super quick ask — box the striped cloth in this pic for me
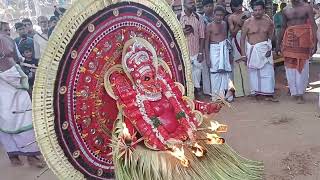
[179,11,205,57]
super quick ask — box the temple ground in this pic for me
[1,62,319,180]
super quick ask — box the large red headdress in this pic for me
[122,38,158,82]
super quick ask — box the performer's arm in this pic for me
[240,20,249,61]
[194,100,222,114]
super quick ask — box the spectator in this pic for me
[22,18,35,38]
[49,16,58,29]
[273,3,286,48]
[179,0,205,98]
[0,21,45,168]
[20,43,38,96]
[273,3,278,16]
[202,0,215,96]
[33,16,49,60]
[14,22,34,57]
[48,7,67,37]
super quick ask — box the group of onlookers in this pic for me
[177,0,317,104]
[0,7,65,167]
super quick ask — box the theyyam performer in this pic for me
[32,0,263,179]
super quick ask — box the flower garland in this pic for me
[112,70,199,149]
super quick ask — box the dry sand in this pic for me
[1,63,319,180]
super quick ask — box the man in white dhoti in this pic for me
[240,1,278,102]
[0,22,45,167]
[34,16,49,61]
[179,0,205,98]
[205,5,234,102]
[228,0,251,97]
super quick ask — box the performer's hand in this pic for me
[265,50,271,58]
[206,103,222,114]
[197,53,204,62]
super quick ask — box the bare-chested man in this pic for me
[0,22,45,167]
[277,0,317,104]
[240,0,278,102]
[228,0,251,98]
[205,5,234,102]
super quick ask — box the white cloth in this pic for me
[285,60,309,96]
[209,40,232,73]
[0,130,40,156]
[248,63,275,95]
[191,54,202,88]
[33,32,48,60]
[246,40,273,69]
[246,40,275,95]
[0,65,33,133]
[209,40,233,100]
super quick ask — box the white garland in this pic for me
[135,91,167,146]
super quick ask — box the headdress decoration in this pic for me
[122,37,158,82]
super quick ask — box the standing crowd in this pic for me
[179,0,317,104]
[0,7,65,167]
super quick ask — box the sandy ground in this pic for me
[1,63,319,180]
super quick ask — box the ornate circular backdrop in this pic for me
[32,0,193,179]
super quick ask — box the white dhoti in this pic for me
[210,40,233,101]
[232,31,250,97]
[191,54,202,89]
[0,65,40,156]
[285,60,309,96]
[247,40,275,95]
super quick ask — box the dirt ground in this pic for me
[1,62,319,180]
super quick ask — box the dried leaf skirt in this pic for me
[113,143,263,180]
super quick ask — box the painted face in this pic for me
[203,3,214,15]
[139,69,159,92]
[214,10,225,23]
[252,5,265,19]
